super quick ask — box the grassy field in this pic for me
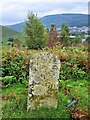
[1,79,88,119]
[1,44,89,119]
[0,25,24,43]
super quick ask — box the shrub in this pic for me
[1,76,16,88]
[2,45,89,84]
[2,48,29,83]
[60,62,89,80]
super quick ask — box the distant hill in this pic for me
[0,25,23,43]
[40,13,88,28]
[7,22,25,32]
[6,13,88,32]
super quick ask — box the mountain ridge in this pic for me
[6,13,88,32]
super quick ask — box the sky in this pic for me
[0,0,89,25]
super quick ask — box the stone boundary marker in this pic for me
[27,52,61,111]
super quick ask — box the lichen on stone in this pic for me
[32,85,48,96]
[27,52,61,111]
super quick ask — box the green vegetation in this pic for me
[24,12,47,49]
[2,45,89,83]
[1,19,87,48]
[1,12,89,119]
[2,50,27,84]
[1,43,89,119]
[2,79,88,118]
[0,25,24,44]
[60,23,70,41]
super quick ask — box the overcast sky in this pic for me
[0,0,89,25]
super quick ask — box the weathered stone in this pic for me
[27,52,61,111]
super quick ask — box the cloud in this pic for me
[1,1,88,25]
[1,0,89,3]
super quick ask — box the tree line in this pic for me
[8,12,85,49]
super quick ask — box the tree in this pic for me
[24,12,46,49]
[7,38,14,47]
[60,23,70,43]
[48,24,58,47]
[8,38,14,42]
[13,38,21,48]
